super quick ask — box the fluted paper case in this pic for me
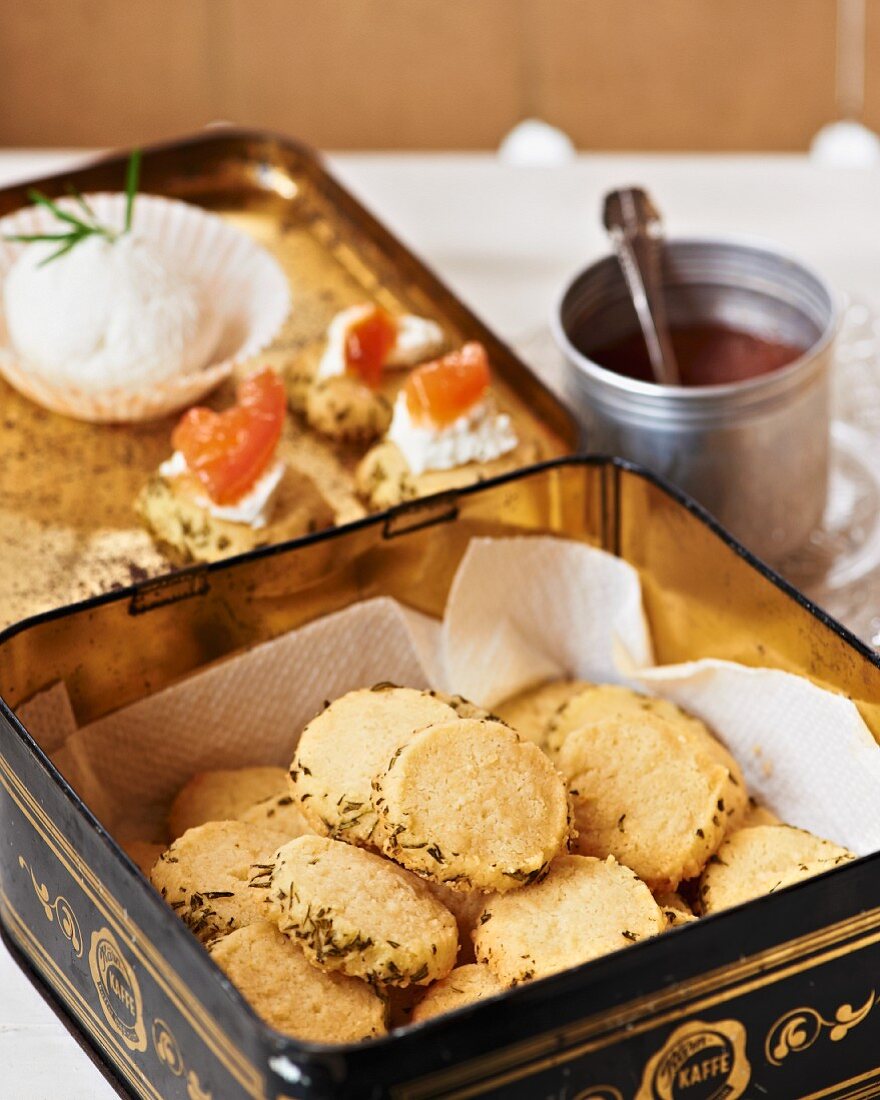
[2,457,880,1100]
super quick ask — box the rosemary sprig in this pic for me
[3,148,142,266]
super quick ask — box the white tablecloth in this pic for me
[3,148,880,1098]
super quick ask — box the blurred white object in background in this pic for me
[811,120,880,166]
[811,0,880,165]
[498,119,576,166]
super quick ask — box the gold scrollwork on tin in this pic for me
[573,1087,624,1100]
[151,1017,213,1100]
[765,991,876,1066]
[18,855,83,958]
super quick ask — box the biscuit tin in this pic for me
[3,456,880,1099]
[0,130,576,628]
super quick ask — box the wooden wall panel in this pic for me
[0,0,216,146]
[0,0,845,151]
[220,0,523,149]
[524,0,839,151]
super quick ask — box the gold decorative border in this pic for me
[152,1018,213,1100]
[1,886,163,1100]
[765,993,875,1066]
[0,749,265,1098]
[395,913,880,1099]
[18,855,83,957]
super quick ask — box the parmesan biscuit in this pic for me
[266,836,458,986]
[653,890,698,928]
[411,965,505,1023]
[425,881,487,962]
[355,441,418,511]
[151,821,288,943]
[210,922,386,1043]
[123,839,165,877]
[554,713,730,891]
[169,767,288,840]
[306,376,392,444]
[698,825,855,915]
[374,719,572,892]
[546,684,748,828]
[290,686,458,845]
[283,347,320,414]
[495,679,593,746]
[738,800,781,830]
[474,855,664,985]
[429,691,493,720]
[239,792,313,840]
[136,464,334,566]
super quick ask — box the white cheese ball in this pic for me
[3,233,221,394]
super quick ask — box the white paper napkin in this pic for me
[443,537,653,706]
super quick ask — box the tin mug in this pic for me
[551,238,838,562]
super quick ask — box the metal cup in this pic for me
[551,238,839,562]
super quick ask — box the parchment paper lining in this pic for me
[19,537,880,855]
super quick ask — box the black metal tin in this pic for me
[3,457,880,1100]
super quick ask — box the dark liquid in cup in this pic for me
[581,323,805,387]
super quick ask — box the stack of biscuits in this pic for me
[143,682,854,1044]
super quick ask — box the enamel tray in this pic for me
[0,130,577,628]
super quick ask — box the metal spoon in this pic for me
[603,187,681,386]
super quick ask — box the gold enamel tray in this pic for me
[0,130,577,628]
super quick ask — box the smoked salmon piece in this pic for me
[172,368,286,504]
[404,343,491,428]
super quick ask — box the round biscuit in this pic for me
[411,964,505,1024]
[653,889,698,928]
[306,375,392,444]
[554,712,730,891]
[495,679,593,746]
[429,691,494,720]
[355,441,417,511]
[698,824,855,914]
[266,835,458,986]
[151,820,288,943]
[474,855,664,984]
[546,685,748,828]
[374,718,572,892]
[210,922,386,1043]
[290,686,458,845]
[737,800,781,830]
[168,767,287,840]
[238,792,313,839]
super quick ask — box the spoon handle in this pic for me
[603,188,681,386]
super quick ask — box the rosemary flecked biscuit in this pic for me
[355,441,418,511]
[411,964,505,1023]
[554,712,730,891]
[494,679,593,746]
[653,890,698,928]
[168,767,289,840]
[698,824,855,915]
[546,684,748,829]
[738,799,781,830]
[290,686,458,845]
[210,922,387,1043]
[373,718,572,892]
[264,836,458,986]
[429,691,494,720]
[474,855,664,985]
[306,376,393,444]
[151,820,288,943]
[238,792,313,839]
[136,464,335,566]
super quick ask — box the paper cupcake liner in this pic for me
[0,193,291,422]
